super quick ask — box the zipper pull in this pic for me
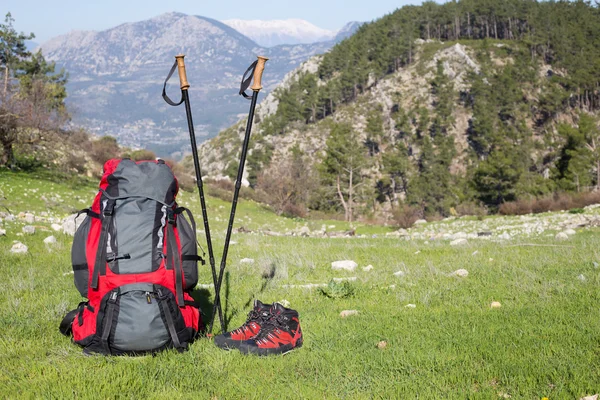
[146,292,152,304]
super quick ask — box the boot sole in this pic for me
[214,336,245,350]
[239,338,303,356]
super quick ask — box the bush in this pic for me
[392,204,422,229]
[164,159,195,192]
[499,191,600,215]
[128,149,156,161]
[90,136,120,165]
[455,201,488,217]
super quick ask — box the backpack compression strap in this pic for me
[101,290,119,355]
[91,199,116,289]
[174,207,206,265]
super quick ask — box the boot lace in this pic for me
[253,314,287,344]
[231,309,265,335]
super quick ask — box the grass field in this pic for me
[1,171,599,399]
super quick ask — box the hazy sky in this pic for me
[2,0,439,44]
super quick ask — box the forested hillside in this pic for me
[199,0,600,222]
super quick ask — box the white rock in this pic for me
[450,269,469,277]
[577,274,586,282]
[298,226,310,236]
[563,228,577,236]
[22,225,35,235]
[333,277,357,282]
[388,285,396,289]
[555,232,569,241]
[240,258,254,264]
[452,232,468,240]
[450,238,468,246]
[10,242,28,254]
[24,213,35,224]
[277,300,291,308]
[62,213,87,236]
[405,304,416,308]
[498,232,511,240]
[5,214,15,222]
[282,283,327,289]
[0,228,5,236]
[414,250,421,254]
[491,301,502,308]
[393,270,406,277]
[331,260,357,271]
[471,250,479,256]
[362,265,374,272]
[196,283,215,289]
[51,223,62,232]
[414,219,427,225]
[580,395,598,400]
[340,310,359,318]
[44,235,57,244]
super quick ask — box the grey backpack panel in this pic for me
[178,212,199,291]
[110,159,177,204]
[111,198,167,274]
[111,283,170,352]
[72,215,91,297]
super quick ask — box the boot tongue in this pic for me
[272,302,286,314]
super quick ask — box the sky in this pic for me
[2,0,436,44]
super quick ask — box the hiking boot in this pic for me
[213,300,271,350]
[239,302,303,356]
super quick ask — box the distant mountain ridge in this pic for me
[222,19,335,47]
[39,12,361,157]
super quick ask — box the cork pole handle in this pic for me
[175,54,190,91]
[250,56,269,92]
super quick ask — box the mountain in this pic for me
[222,19,335,47]
[39,12,360,157]
[198,0,600,221]
[334,21,364,41]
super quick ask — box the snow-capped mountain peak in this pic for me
[222,18,335,47]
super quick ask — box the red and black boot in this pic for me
[239,302,303,356]
[213,300,271,350]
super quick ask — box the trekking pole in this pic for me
[162,54,225,332]
[209,56,269,334]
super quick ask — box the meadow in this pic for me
[1,171,599,399]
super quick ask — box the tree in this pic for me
[320,123,367,222]
[553,113,600,191]
[0,13,34,97]
[0,13,69,168]
[257,146,315,217]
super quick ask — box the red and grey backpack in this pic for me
[60,158,204,355]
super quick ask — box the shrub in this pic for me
[392,204,422,229]
[455,201,488,217]
[128,149,156,161]
[499,191,600,215]
[90,136,120,165]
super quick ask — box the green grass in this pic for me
[1,171,600,398]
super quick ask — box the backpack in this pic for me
[59,158,204,355]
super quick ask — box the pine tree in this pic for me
[320,122,367,222]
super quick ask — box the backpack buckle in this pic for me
[167,208,176,225]
[103,200,115,217]
[108,291,118,304]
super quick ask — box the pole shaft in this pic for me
[209,90,259,333]
[182,90,225,332]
